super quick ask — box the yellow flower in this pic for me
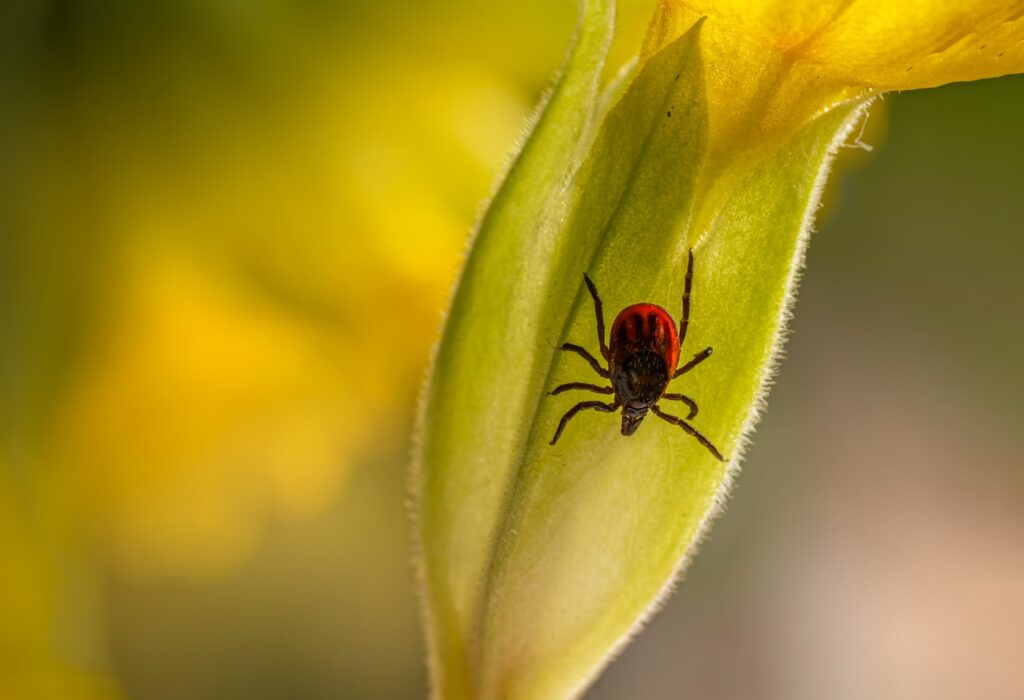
[659,0,1023,89]
[641,0,1023,231]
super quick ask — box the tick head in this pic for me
[621,404,648,436]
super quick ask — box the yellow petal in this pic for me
[665,0,1024,90]
[640,0,1022,238]
[49,241,366,579]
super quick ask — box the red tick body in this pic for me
[549,249,725,461]
[609,303,681,376]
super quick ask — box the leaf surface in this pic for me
[416,1,885,697]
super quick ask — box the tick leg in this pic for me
[661,393,698,419]
[559,342,610,378]
[651,405,725,461]
[673,346,712,379]
[550,400,619,445]
[550,382,613,396]
[583,273,610,360]
[679,249,694,348]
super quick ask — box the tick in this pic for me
[549,249,725,461]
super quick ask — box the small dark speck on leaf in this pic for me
[674,73,680,81]
[667,110,672,117]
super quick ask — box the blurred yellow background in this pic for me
[1,1,1021,698]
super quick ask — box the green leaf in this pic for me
[414,0,616,695]
[413,2,871,697]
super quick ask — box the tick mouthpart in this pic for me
[621,405,648,436]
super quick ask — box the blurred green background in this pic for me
[1,1,1021,698]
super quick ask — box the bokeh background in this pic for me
[1,1,1021,698]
